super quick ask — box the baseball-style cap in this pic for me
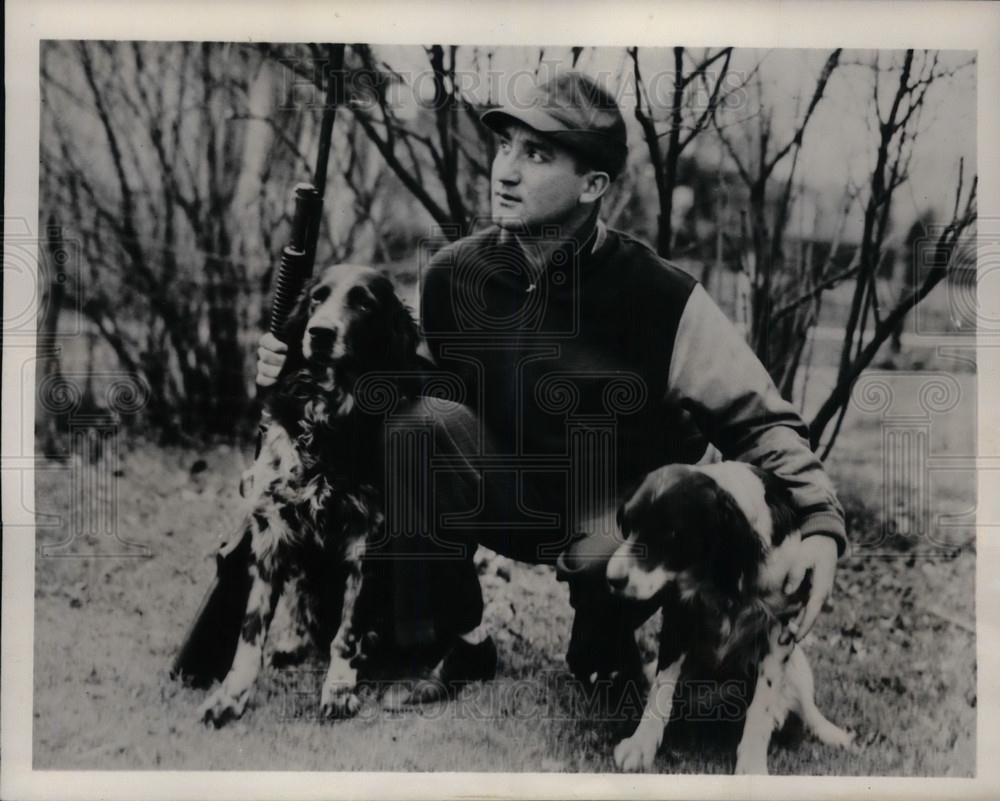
[480,72,628,179]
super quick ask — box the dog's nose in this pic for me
[308,325,338,346]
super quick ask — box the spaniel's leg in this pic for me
[320,536,366,718]
[786,646,854,748]
[734,649,785,775]
[269,572,314,667]
[201,422,301,726]
[735,628,803,775]
[199,514,286,726]
[613,654,685,772]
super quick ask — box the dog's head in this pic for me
[284,264,419,377]
[607,463,790,603]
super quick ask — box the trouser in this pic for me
[363,397,660,678]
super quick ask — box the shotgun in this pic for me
[171,45,345,687]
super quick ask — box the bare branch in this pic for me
[764,49,842,174]
[230,114,315,173]
[811,165,976,450]
[680,47,733,90]
[678,48,733,151]
[711,95,754,186]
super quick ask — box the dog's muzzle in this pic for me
[306,325,339,362]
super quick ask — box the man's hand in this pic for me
[783,534,838,641]
[256,332,287,388]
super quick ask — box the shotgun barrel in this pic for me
[269,183,322,341]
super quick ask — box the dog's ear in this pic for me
[278,276,318,373]
[761,473,798,546]
[708,484,766,598]
[368,273,419,366]
[390,303,420,366]
[716,596,775,671]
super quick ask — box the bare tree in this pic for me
[628,46,735,259]
[809,50,978,455]
[262,44,493,239]
[40,41,302,439]
[767,185,859,399]
[712,50,843,377]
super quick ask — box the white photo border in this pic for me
[4,1,999,799]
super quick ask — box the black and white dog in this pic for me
[199,264,422,726]
[607,462,854,774]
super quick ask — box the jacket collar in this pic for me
[495,208,606,279]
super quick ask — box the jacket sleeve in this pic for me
[665,284,848,555]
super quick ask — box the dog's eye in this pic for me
[347,286,376,311]
[310,285,331,305]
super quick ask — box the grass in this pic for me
[31,374,976,775]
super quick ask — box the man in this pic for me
[257,72,845,705]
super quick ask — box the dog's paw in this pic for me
[824,726,856,750]
[734,756,769,776]
[320,684,361,719]
[613,730,660,772]
[734,738,770,775]
[198,686,250,728]
[320,658,361,719]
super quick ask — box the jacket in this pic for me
[420,221,847,555]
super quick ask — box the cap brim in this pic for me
[480,106,627,178]
[480,106,570,136]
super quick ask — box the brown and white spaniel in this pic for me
[199,264,422,726]
[607,462,854,774]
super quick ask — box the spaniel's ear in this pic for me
[369,272,420,367]
[761,474,798,546]
[390,302,420,366]
[278,276,318,373]
[710,485,765,598]
[717,596,774,672]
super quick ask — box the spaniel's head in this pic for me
[284,264,418,379]
[607,463,792,603]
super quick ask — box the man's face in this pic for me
[491,122,591,232]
